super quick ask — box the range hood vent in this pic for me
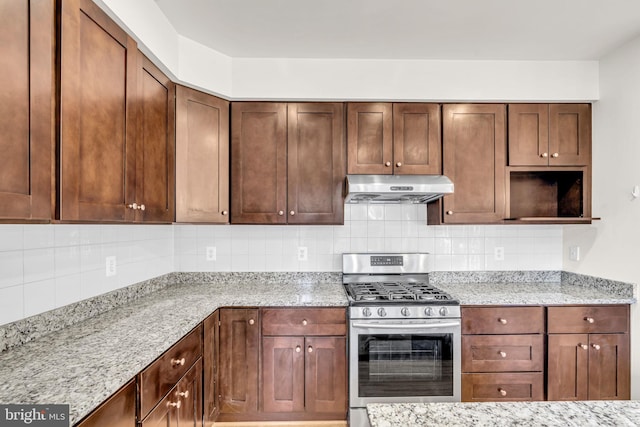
[345,175,454,204]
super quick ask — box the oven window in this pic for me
[358,333,453,397]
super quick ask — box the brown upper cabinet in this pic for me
[508,104,591,166]
[434,104,506,224]
[231,102,345,225]
[347,103,441,175]
[175,86,229,223]
[0,0,55,221]
[59,0,175,222]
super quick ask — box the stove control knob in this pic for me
[401,307,411,317]
[377,308,387,317]
[424,307,434,317]
[362,307,372,317]
[439,307,449,317]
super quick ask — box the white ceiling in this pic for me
[154,0,640,60]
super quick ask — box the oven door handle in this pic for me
[351,322,460,329]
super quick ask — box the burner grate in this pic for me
[346,281,455,303]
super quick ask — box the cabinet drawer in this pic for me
[547,305,629,334]
[462,306,544,334]
[139,324,203,418]
[262,308,346,336]
[462,335,543,373]
[462,373,544,402]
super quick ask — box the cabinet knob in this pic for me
[498,388,507,397]
[171,357,186,367]
[221,210,228,216]
[248,318,255,325]
[585,317,595,324]
[290,210,295,216]
[446,211,453,215]
[498,318,508,325]
[167,401,181,409]
[278,210,284,216]
[308,346,314,353]
[540,152,548,158]
[127,203,138,210]
[579,344,588,350]
[396,162,402,167]
[499,351,507,358]
[385,161,391,167]
[295,345,301,353]
[178,390,189,398]
[551,152,559,158]
[302,319,308,326]
[592,344,601,350]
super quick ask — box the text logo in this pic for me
[1,405,69,426]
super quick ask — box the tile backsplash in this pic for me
[0,205,562,325]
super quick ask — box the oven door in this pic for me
[349,318,461,408]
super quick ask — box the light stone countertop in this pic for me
[367,401,640,427]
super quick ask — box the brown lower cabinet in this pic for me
[75,380,136,427]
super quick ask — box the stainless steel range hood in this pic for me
[345,174,454,204]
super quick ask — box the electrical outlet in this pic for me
[297,246,308,261]
[206,246,216,261]
[494,247,504,261]
[105,256,117,277]
[569,246,580,261]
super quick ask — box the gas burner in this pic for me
[345,281,456,304]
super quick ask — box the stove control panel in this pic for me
[351,305,461,319]
[370,255,404,266]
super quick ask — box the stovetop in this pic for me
[345,281,457,304]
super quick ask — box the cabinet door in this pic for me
[136,52,175,223]
[288,103,345,224]
[262,336,305,412]
[0,0,54,220]
[442,104,506,223]
[393,103,441,174]
[176,359,203,427]
[547,334,589,401]
[231,103,287,224]
[203,311,219,423]
[218,308,260,414]
[59,0,137,221]
[76,380,136,427]
[305,336,347,414]
[347,103,393,174]
[588,334,630,400]
[176,86,229,223]
[508,104,549,166]
[549,104,591,166]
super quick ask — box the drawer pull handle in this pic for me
[385,161,391,167]
[308,346,314,353]
[396,162,402,167]
[585,317,595,324]
[167,401,181,409]
[171,357,186,367]
[295,345,301,353]
[592,344,601,350]
[446,210,453,215]
[551,152,559,158]
[499,351,507,358]
[178,390,189,398]
[498,318,508,324]
[579,344,588,350]
[498,388,507,397]
[249,319,255,325]
[540,152,548,158]
[302,319,308,326]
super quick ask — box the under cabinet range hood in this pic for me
[345,174,454,204]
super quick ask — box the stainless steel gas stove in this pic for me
[343,253,461,427]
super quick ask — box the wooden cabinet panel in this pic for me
[462,306,544,335]
[347,103,393,174]
[60,0,137,221]
[218,308,260,414]
[393,103,441,174]
[176,86,229,223]
[441,104,506,223]
[203,310,220,423]
[547,305,629,334]
[305,336,347,414]
[588,333,630,400]
[0,0,54,220]
[462,335,543,373]
[231,103,287,224]
[262,308,346,336]
[547,334,589,400]
[549,104,591,166]
[287,103,345,224]
[508,104,549,166]
[262,336,305,413]
[139,325,203,419]
[176,358,203,427]
[136,52,175,223]
[76,380,135,427]
[462,373,543,402]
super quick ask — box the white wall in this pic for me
[0,225,174,326]
[563,34,640,399]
